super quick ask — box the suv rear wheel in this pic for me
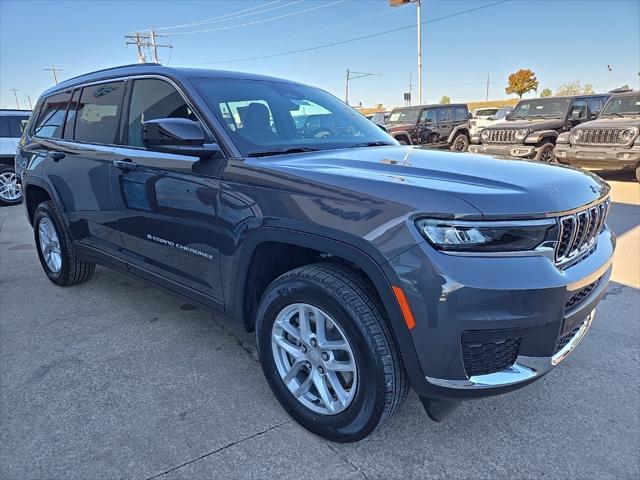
[0,165,22,205]
[450,133,469,152]
[33,201,95,286]
[255,262,407,442]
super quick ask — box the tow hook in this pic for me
[420,397,462,422]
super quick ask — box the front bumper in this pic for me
[469,143,537,158]
[554,143,640,169]
[384,227,615,401]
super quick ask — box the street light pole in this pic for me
[345,69,380,105]
[416,0,422,105]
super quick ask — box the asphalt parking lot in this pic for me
[1,170,639,480]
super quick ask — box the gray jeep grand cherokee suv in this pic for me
[16,65,614,442]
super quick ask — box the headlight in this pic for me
[415,218,553,252]
[620,128,637,143]
[571,129,583,142]
[481,130,490,141]
[515,129,529,141]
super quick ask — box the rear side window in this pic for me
[437,108,452,122]
[4,116,30,138]
[75,82,125,145]
[454,107,468,121]
[33,92,71,139]
[126,78,197,147]
[0,118,9,138]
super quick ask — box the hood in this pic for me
[256,146,609,219]
[574,116,640,129]
[488,118,564,131]
[385,123,415,133]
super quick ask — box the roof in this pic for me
[41,64,305,98]
[392,103,468,110]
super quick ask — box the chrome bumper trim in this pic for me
[426,311,594,390]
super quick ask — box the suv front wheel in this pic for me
[535,142,556,163]
[33,201,95,286]
[450,133,469,152]
[255,262,407,442]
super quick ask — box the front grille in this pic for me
[565,278,600,311]
[554,320,586,355]
[484,129,517,144]
[577,128,628,145]
[462,338,521,377]
[555,200,609,264]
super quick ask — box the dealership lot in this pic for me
[1,171,638,480]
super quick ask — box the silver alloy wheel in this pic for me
[271,303,358,415]
[0,171,21,201]
[38,217,62,273]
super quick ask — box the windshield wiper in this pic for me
[347,141,396,148]
[247,147,320,157]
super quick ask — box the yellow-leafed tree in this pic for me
[505,69,539,98]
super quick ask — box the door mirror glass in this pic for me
[142,118,220,158]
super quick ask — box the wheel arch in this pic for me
[23,179,58,225]
[447,125,471,144]
[230,227,418,360]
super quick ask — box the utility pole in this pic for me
[345,69,379,105]
[486,73,490,102]
[149,28,172,63]
[125,32,148,63]
[416,0,422,105]
[125,29,172,64]
[10,88,20,109]
[408,73,412,106]
[25,95,33,110]
[43,64,62,84]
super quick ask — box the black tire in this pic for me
[449,133,469,152]
[0,165,22,205]
[395,136,410,145]
[33,200,95,286]
[534,142,556,163]
[255,262,408,442]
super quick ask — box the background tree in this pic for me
[555,81,594,96]
[439,95,450,104]
[505,69,538,98]
[540,88,552,97]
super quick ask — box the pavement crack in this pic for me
[326,443,369,480]
[144,420,291,479]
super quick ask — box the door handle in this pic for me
[50,151,65,161]
[113,159,137,171]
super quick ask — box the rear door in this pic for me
[111,77,225,304]
[436,107,453,141]
[39,82,126,261]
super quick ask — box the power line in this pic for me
[203,0,509,64]
[170,0,345,35]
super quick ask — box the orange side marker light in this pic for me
[392,286,416,330]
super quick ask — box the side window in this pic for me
[127,78,197,147]
[63,89,80,140]
[454,107,467,122]
[0,118,10,138]
[33,91,71,139]
[5,116,30,138]
[419,109,436,123]
[588,97,605,117]
[75,82,125,145]
[437,108,452,122]
[570,98,588,120]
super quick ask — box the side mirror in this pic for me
[142,118,220,159]
[504,113,511,120]
[487,116,494,121]
[591,111,599,119]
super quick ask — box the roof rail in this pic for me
[59,63,162,84]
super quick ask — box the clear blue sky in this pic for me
[1,0,638,110]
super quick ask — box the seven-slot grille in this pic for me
[577,128,629,145]
[555,200,609,264]
[484,129,518,144]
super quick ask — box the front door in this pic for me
[111,77,225,304]
[436,107,453,142]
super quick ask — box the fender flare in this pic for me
[447,125,470,144]
[229,226,419,360]
[390,130,413,144]
[525,129,558,144]
[22,177,65,225]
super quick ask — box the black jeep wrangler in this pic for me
[386,104,471,152]
[554,91,640,182]
[469,94,610,162]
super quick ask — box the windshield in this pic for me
[475,108,498,118]
[510,98,570,119]
[601,94,640,116]
[191,77,395,156]
[387,107,420,124]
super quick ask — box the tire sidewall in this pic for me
[0,166,22,205]
[256,277,387,441]
[34,202,68,283]
[450,133,469,152]
[535,142,556,163]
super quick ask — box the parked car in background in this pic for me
[366,111,390,126]
[386,103,471,151]
[469,94,610,162]
[555,91,640,182]
[469,106,512,135]
[17,64,614,442]
[0,109,30,205]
